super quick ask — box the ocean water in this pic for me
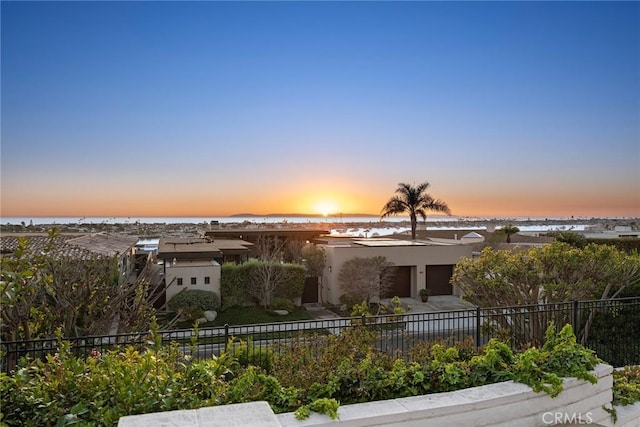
[1,214,593,226]
[3,215,418,226]
[1,215,598,236]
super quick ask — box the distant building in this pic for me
[202,228,328,257]
[156,237,253,302]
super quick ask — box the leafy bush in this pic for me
[275,264,306,300]
[512,323,599,397]
[226,338,274,372]
[0,326,233,426]
[269,297,295,312]
[613,365,640,406]
[0,322,605,425]
[168,289,220,318]
[221,262,306,309]
[220,262,254,309]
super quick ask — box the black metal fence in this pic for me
[2,297,639,373]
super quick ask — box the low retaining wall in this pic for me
[119,364,638,427]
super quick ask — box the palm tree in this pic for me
[381,182,451,240]
[500,224,520,244]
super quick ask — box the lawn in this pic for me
[176,306,314,328]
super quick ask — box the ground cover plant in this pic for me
[612,365,640,406]
[0,322,604,426]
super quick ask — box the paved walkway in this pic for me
[303,295,475,320]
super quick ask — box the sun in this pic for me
[313,200,339,217]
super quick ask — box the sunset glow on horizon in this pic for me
[2,2,638,220]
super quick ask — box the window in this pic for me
[204,276,210,284]
[177,278,183,286]
[191,277,197,285]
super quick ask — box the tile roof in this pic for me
[0,233,136,260]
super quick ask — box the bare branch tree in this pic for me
[338,256,396,307]
[250,236,286,309]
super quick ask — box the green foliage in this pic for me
[275,264,306,300]
[294,398,340,420]
[301,244,326,277]
[587,238,640,254]
[512,323,599,398]
[1,322,604,425]
[225,366,299,413]
[220,261,306,309]
[587,301,640,366]
[168,289,221,319]
[548,231,588,248]
[612,366,640,406]
[0,326,235,426]
[268,297,295,312]
[226,338,274,372]
[220,262,254,309]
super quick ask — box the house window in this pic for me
[191,277,197,285]
[177,278,183,286]
[204,276,210,284]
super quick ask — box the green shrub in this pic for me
[613,366,640,406]
[275,264,306,300]
[226,338,274,372]
[220,262,254,309]
[168,289,221,317]
[0,326,234,426]
[221,262,306,309]
[0,322,605,425]
[269,297,295,312]
[225,366,299,414]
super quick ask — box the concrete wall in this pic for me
[164,260,221,302]
[320,243,472,305]
[119,365,638,427]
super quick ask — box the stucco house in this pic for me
[310,236,473,305]
[157,237,253,302]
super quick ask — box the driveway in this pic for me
[304,296,475,320]
[388,295,475,314]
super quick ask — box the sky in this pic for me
[1,1,639,219]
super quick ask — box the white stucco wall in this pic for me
[320,242,472,305]
[119,364,637,427]
[164,260,221,302]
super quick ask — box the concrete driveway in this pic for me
[304,295,475,320]
[387,295,475,313]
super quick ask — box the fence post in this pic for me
[361,314,366,327]
[224,324,229,349]
[572,300,579,332]
[475,307,481,349]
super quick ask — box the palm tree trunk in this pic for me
[410,213,417,240]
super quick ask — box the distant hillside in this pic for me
[228,213,379,218]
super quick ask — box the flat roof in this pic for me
[157,237,252,259]
[352,239,428,247]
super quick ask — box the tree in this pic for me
[301,243,327,304]
[451,241,640,344]
[250,236,286,309]
[338,256,396,307]
[0,232,157,341]
[380,182,451,240]
[0,237,51,343]
[499,225,520,244]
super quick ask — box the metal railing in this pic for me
[2,297,639,373]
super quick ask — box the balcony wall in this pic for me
[118,364,640,427]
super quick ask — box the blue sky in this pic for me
[2,1,639,218]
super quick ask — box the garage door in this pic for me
[426,265,454,296]
[383,266,411,298]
